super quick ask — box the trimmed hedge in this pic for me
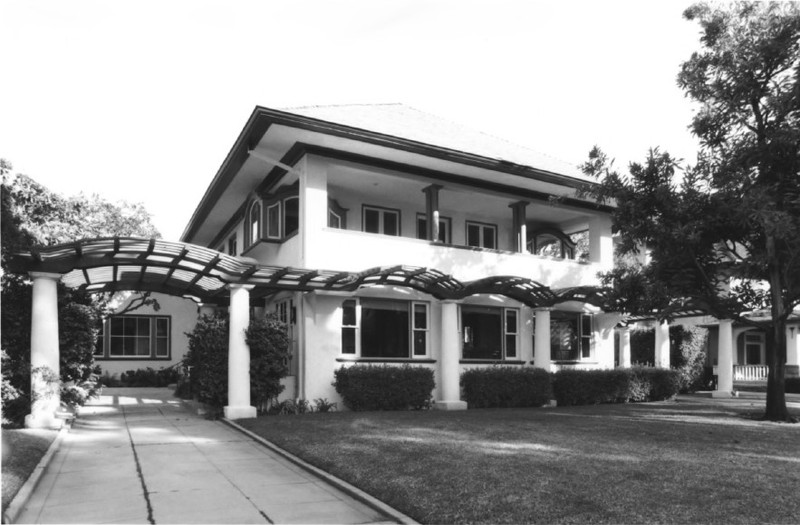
[461,367,552,408]
[333,364,434,411]
[552,367,681,406]
[786,377,800,394]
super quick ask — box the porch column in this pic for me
[588,216,614,271]
[654,320,670,369]
[713,319,734,397]
[510,201,529,253]
[423,184,442,241]
[786,325,799,370]
[224,284,256,420]
[618,325,631,368]
[436,301,466,410]
[533,308,551,370]
[25,272,63,429]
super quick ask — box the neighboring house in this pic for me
[178,104,619,407]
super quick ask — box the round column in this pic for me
[224,284,257,419]
[618,325,631,368]
[654,320,670,369]
[25,272,63,429]
[713,319,734,397]
[533,308,551,370]
[436,301,467,410]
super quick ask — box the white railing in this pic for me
[733,365,769,381]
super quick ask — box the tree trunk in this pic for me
[764,235,790,421]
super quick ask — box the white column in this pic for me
[713,319,734,397]
[654,320,670,368]
[533,308,551,370]
[588,215,614,271]
[25,272,63,429]
[224,284,256,420]
[298,155,329,269]
[618,325,631,368]
[436,301,466,410]
[786,325,799,367]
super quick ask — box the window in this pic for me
[416,213,451,243]
[249,202,261,244]
[340,299,428,358]
[550,312,592,361]
[363,206,400,236]
[743,332,764,365]
[461,305,518,360]
[266,202,281,239]
[528,228,581,260]
[227,235,238,256]
[466,221,497,249]
[283,197,299,237]
[328,199,348,229]
[96,315,171,359]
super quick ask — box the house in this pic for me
[15,104,799,427]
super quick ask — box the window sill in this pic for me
[336,357,436,364]
[547,360,599,365]
[460,359,526,365]
[95,357,173,361]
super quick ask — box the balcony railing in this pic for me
[733,365,768,382]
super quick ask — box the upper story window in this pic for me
[416,213,451,243]
[249,202,261,245]
[94,315,171,360]
[328,199,348,229]
[466,221,497,249]
[461,305,519,360]
[363,205,400,236]
[340,298,429,359]
[528,228,579,260]
[227,235,238,256]
[284,197,299,237]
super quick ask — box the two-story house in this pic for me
[175,104,619,410]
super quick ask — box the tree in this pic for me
[584,2,800,421]
[1,162,162,424]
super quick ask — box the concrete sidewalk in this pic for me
[14,388,397,524]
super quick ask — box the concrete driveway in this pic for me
[15,388,398,524]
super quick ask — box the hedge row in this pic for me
[461,367,551,408]
[552,367,681,406]
[333,364,434,411]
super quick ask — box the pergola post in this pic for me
[713,319,734,397]
[436,301,467,410]
[224,284,256,420]
[25,272,63,429]
[654,320,670,369]
[533,308,551,370]
[618,325,631,368]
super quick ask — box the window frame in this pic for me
[339,298,429,359]
[249,201,262,245]
[547,311,593,362]
[95,315,171,360]
[362,205,401,237]
[227,235,238,256]
[460,305,519,361]
[465,220,498,249]
[416,213,452,243]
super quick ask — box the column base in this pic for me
[711,390,736,398]
[223,405,257,420]
[435,400,468,411]
[24,412,65,429]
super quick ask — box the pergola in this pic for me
[10,237,611,426]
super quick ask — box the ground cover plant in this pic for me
[1,428,57,514]
[238,396,800,524]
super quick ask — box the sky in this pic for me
[1,0,704,241]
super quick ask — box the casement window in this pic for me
[227,235,238,256]
[275,298,296,325]
[528,228,578,259]
[95,315,170,360]
[461,305,518,360]
[340,299,429,358]
[363,205,400,236]
[283,197,299,237]
[549,312,593,361]
[266,202,281,239]
[466,221,497,249]
[249,202,261,245]
[416,213,451,243]
[328,199,348,229]
[260,195,300,242]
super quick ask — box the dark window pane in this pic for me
[110,317,124,335]
[329,210,341,228]
[581,315,592,336]
[414,331,427,356]
[342,300,356,326]
[483,226,496,249]
[438,219,449,243]
[506,310,517,334]
[267,203,280,238]
[136,337,150,356]
[110,338,123,356]
[383,211,398,236]
[467,224,481,247]
[361,301,409,358]
[417,216,427,239]
[461,307,502,359]
[551,315,579,361]
[138,317,150,335]
[342,327,356,354]
[581,337,591,359]
[364,208,380,233]
[156,318,168,337]
[156,338,168,357]
[284,197,299,236]
[506,334,517,358]
[414,304,427,329]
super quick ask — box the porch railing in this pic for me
[733,365,769,382]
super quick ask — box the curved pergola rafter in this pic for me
[8,237,609,308]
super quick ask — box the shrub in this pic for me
[246,314,291,413]
[115,366,181,387]
[460,367,552,408]
[313,398,337,412]
[786,377,800,394]
[552,367,681,406]
[333,364,435,411]
[270,398,312,415]
[184,315,229,407]
[629,324,708,393]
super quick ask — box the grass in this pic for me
[1,428,58,514]
[239,396,800,524]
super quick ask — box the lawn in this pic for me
[239,396,800,524]
[1,428,57,515]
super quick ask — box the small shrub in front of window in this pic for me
[552,367,681,406]
[460,367,552,408]
[333,364,435,411]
